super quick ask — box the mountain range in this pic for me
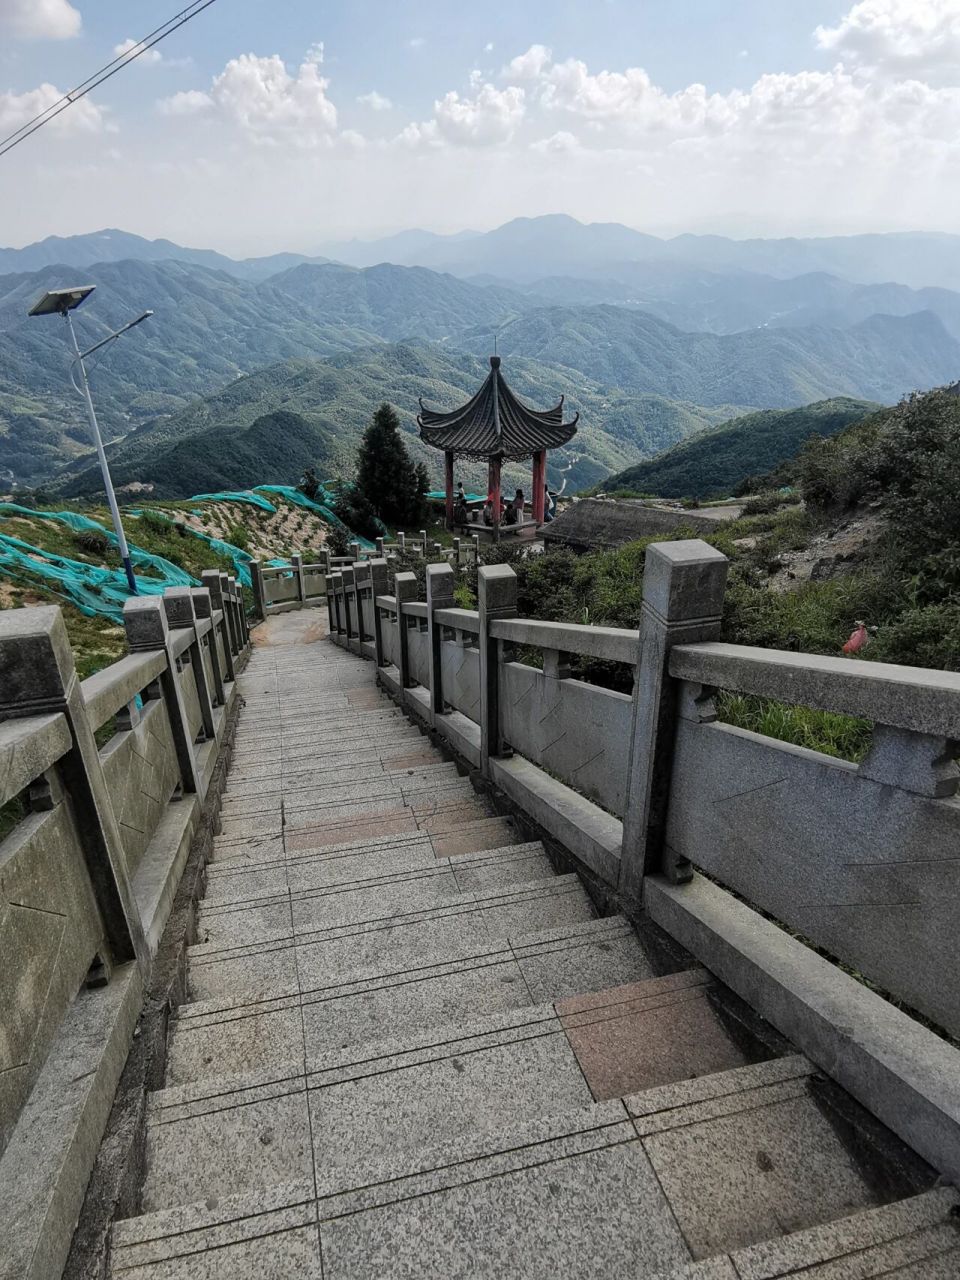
[1,214,959,497]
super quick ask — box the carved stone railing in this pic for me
[0,573,252,1280]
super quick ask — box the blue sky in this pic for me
[1,0,959,253]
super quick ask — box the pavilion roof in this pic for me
[417,356,579,461]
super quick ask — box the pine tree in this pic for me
[354,403,426,527]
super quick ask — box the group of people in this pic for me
[454,482,556,528]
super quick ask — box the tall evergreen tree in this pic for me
[354,403,427,527]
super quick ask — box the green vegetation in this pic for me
[599,399,879,499]
[354,403,429,529]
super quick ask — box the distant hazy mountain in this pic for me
[0,228,331,281]
[315,228,481,270]
[52,343,741,499]
[497,265,960,341]
[320,214,960,292]
[602,399,880,499]
[454,305,960,409]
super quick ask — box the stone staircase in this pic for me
[106,612,959,1278]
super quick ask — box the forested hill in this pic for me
[454,306,960,410]
[52,343,741,499]
[601,399,881,499]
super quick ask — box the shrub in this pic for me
[72,528,109,558]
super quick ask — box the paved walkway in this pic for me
[107,611,958,1279]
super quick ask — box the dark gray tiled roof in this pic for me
[418,356,579,460]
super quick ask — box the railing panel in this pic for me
[379,607,398,668]
[499,660,632,816]
[0,800,104,1154]
[303,568,326,600]
[100,698,180,877]
[667,713,960,1037]
[407,623,430,688]
[491,617,638,667]
[265,572,299,604]
[439,639,481,723]
[177,652,204,743]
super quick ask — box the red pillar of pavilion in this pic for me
[488,453,502,539]
[531,450,546,525]
[444,450,455,529]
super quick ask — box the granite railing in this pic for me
[0,570,251,1280]
[329,541,960,1183]
[250,534,481,621]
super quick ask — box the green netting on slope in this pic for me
[126,509,258,587]
[426,490,486,504]
[189,490,278,513]
[0,515,191,621]
[252,485,377,548]
[186,484,378,549]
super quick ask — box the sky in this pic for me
[1,0,959,254]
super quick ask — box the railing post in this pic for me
[426,562,455,717]
[0,605,147,969]
[229,575,248,651]
[327,570,339,635]
[191,586,225,707]
[453,536,461,567]
[163,588,216,744]
[250,559,266,621]
[124,596,203,800]
[368,558,389,667]
[620,540,728,902]
[354,561,371,641]
[394,571,418,691]
[397,531,406,554]
[349,541,361,563]
[291,553,306,608]
[341,565,356,645]
[201,570,236,684]
[478,564,518,778]
[376,536,385,558]
[420,530,428,556]
[473,533,481,564]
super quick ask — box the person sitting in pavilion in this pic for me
[504,488,524,526]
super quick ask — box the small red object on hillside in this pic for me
[843,621,869,656]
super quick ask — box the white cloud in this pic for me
[157,89,212,116]
[484,42,494,53]
[405,82,525,148]
[407,36,426,50]
[158,51,338,145]
[504,44,553,81]
[0,81,104,134]
[114,37,162,66]
[0,0,80,39]
[816,0,960,85]
[530,130,579,153]
[357,90,392,111]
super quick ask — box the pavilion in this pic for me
[417,355,579,537]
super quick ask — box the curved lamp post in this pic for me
[29,285,152,594]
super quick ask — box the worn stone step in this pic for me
[118,1054,933,1277]
[204,839,552,905]
[169,891,661,1089]
[196,850,570,948]
[186,876,599,1002]
[227,740,440,785]
[144,996,795,1216]
[651,1187,960,1279]
[222,761,459,810]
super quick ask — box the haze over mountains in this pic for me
[1,214,958,496]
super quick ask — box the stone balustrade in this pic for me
[0,573,252,1280]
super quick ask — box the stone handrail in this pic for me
[490,617,638,666]
[400,600,429,619]
[671,641,960,737]
[0,571,252,1279]
[0,712,71,808]
[434,607,480,635]
[81,651,166,732]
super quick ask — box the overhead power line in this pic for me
[0,0,220,159]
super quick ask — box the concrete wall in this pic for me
[0,573,252,1280]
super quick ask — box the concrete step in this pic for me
[168,899,658,1088]
[651,1188,960,1278]
[116,1056,938,1277]
[227,740,439,785]
[218,763,463,820]
[196,848,570,949]
[186,876,600,1002]
[143,984,784,1213]
[222,761,459,809]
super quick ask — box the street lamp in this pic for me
[29,285,153,594]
